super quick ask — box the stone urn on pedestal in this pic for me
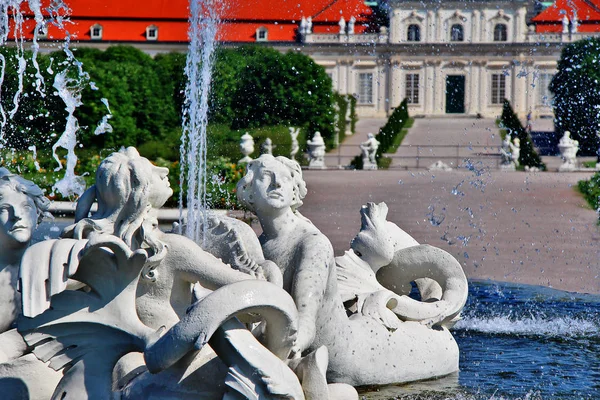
[239,132,255,164]
[558,131,579,172]
[307,131,326,169]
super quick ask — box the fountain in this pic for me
[0,0,598,399]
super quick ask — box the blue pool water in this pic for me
[362,280,600,399]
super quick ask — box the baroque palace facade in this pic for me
[14,0,600,119]
[296,0,600,118]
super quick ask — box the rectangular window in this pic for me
[405,74,420,104]
[538,73,554,106]
[491,74,506,104]
[358,73,373,104]
[148,29,157,38]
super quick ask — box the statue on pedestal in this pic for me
[239,132,254,164]
[558,131,579,171]
[307,131,326,169]
[360,133,379,170]
[500,135,515,171]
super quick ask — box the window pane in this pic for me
[405,74,420,104]
[358,73,373,104]
[451,24,463,41]
[408,25,421,42]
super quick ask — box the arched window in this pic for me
[146,25,158,41]
[494,24,507,42]
[256,27,268,42]
[407,24,421,42]
[90,24,103,40]
[450,24,464,41]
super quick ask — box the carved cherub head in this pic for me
[237,155,307,214]
[67,148,170,260]
[0,168,50,249]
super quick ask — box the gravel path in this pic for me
[300,169,600,295]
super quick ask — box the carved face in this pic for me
[148,164,173,209]
[251,159,294,213]
[0,186,38,248]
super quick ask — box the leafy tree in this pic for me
[500,100,545,169]
[74,46,181,149]
[550,37,600,156]
[231,46,334,145]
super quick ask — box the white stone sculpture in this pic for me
[306,16,313,34]
[348,16,356,35]
[0,168,50,334]
[300,16,308,35]
[4,148,354,399]
[239,132,254,163]
[338,17,346,34]
[360,132,379,170]
[261,137,274,155]
[345,100,353,136]
[289,127,300,160]
[558,130,579,171]
[500,135,515,171]
[0,150,467,398]
[428,160,453,171]
[510,137,521,167]
[237,155,466,386]
[306,131,326,169]
[562,14,569,34]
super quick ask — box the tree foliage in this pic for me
[0,45,334,155]
[550,37,600,156]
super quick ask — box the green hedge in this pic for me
[578,172,600,212]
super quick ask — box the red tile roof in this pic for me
[532,0,600,22]
[14,0,372,43]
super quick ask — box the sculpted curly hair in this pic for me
[236,155,307,213]
[61,147,166,275]
[0,167,51,224]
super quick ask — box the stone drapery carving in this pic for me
[0,151,467,398]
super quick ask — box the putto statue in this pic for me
[0,151,467,399]
[239,132,255,163]
[360,132,379,170]
[558,131,579,171]
[306,131,326,169]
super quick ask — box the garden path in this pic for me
[390,118,502,169]
[300,169,600,295]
